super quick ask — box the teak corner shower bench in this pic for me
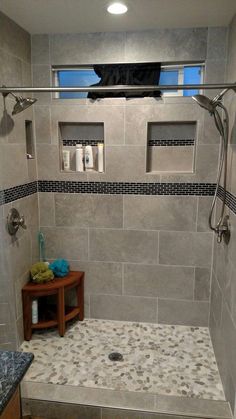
[22,271,84,340]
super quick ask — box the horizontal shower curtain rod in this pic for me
[1,83,236,94]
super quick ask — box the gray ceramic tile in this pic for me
[207,27,228,60]
[90,294,157,322]
[68,260,122,295]
[0,48,23,87]
[125,28,207,62]
[39,192,55,226]
[0,12,31,62]
[159,231,213,267]
[0,144,29,188]
[194,267,211,301]
[148,146,194,173]
[25,399,101,419]
[124,196,197,231]
[55,194,123,228]
[50,32,125,64]
[124,264,194,299]
[158,299,209,326]
[35,105,52,143]
[41,226,88,260]
[89,229,158,263]
[7,232,32,280]
[31,34,50,65]
[197,197,213,232]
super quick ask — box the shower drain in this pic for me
[108,352,124,362]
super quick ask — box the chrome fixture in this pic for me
[2,87,37,115]
[7,208,27,235]
[0,82,236,95]
[193,87,236,243]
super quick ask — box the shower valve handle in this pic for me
[7,208,27,235]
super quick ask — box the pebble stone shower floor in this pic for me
[21,318,225,401]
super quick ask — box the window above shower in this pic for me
[52,63,205,99]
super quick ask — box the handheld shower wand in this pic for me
[192,87,236,243]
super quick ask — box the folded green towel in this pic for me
[30,262,54,284]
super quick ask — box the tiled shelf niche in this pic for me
[59,122,105,173]
[146,122,196,173]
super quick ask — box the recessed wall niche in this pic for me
[59,122,105,173]
[146,122,196,173]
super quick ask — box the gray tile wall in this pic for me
[32,26,228,327]
[0,11,38,348]
[209,14,236,414]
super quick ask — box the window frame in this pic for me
[52,63,205,99]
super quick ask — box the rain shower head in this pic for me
[1,88,37,115]
[12,95,37,115]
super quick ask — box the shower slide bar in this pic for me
[1,83,236,94]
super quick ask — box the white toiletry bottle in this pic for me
[76,144,84,172]
[97,143,104,173]
[84,145,94,171]
[32,300,38,324]
[62,149,70,171]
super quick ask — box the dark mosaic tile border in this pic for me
[148,139,195,147]
[3,180,236,211]
[38,180,216,196]
[62,139,104,147]
[1,181,37,205]
[217,185,236,215]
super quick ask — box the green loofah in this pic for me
[30,262,54,284]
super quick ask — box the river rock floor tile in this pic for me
[21,319,225,400]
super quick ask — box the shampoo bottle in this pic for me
[84,145,94,171]
[62,149,70,171]
[76,144,84,172]
[97,143,104,173]
[32,300,38,324]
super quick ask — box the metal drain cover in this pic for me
[108,352,123,362]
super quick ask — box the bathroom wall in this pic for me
[209,14,236,413]
[32,27,227,326]
[0,11,38,348]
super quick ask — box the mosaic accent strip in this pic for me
[148,138,195,147]
[62,139,104,147]
[1,181,37,205]
[217,185,236,215]
[38,180,216,196]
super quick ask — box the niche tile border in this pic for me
[148,139,195,147]
[62,139,104,147]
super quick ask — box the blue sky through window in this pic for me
[56,65,202,98]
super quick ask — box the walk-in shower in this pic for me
[193,88,236,243]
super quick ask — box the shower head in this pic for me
[192,87,236,114]
[1,88,37,115]
[192,94,215,113]
[12,95,37,115]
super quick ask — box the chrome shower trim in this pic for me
[0,82,236,94]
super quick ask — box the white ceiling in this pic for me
[0,0,236,34]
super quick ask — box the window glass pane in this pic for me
[183,66,201,96]
[159,70,179,94]
[58,70,100,98]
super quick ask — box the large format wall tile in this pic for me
[123,264,194,299]
[158,299,209,326]
[159,231,212,267]
[90,294,157,322]
[41,227,88,260]
[89,229,158,263]
[124,196,197,231]
[55,194,123,228]
[51,32,125,65]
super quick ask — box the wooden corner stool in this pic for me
[22,271,84,341]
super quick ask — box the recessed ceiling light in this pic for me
[107,2,128,15]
